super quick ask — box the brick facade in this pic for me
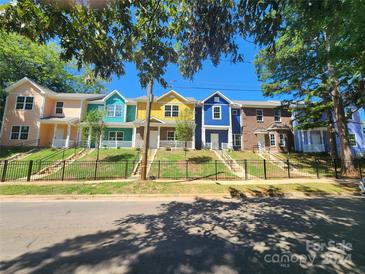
[241,107,293,152]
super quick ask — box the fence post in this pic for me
[61,160,66,181]
[244,160,248,181]
[358,160,363,179]
[186,161,188,179]
[287,159,291,178]
[94,160,98,180]
[125,161,129,178]
[215,160,218,181]
[316,160,320,179]
[157,160,161,179]
[27,160,33,182]
[263,159,267,180]
[333,159,338,179]
[1,160,8,182]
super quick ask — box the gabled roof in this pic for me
[201,91,233,104]
[102,89,128,103]
[5,77,55,95]
[156,90,190,102]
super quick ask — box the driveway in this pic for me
[0,197,364,274]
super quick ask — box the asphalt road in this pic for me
[1,197,365,274]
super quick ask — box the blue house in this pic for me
[86,90,136,147]
[293,107,365,157]
[195,91,241,150]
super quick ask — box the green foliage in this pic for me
[175,109,194,142]
[0,30,105,94]
[81,109,106,145]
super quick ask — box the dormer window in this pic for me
[213,106,221,120]
[55,102,64,115]
[16,96,33,110]
[107,105,122,117]
[214,97,220,103]
[274,109,281,122]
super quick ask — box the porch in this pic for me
[39,117,79,148]
[299,129,327,153]
[202,128,233,150]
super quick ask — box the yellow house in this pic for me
[134,90,196,148]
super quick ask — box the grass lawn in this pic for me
[273,152,337,177]
[2,148,83,181]
[0,147,34,160]
[44,148,140,181]
[150,149,238,179]
[0,181,359,197]
[227,151,290,179]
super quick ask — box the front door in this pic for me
[258,134,266,151]
[149,130,158,148]
[55,128,64,140]
[211,133,219,150]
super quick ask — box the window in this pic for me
[274,109,281,122]
[213,106,221,119]
[232,109,238,115]
[108,131,124,141]
[172,105,179,117]
[16,96,33,110]
[279,134,285,146]
[164,105,179,117]
[167,131,176,141]
[349,133,356,146]
[363,127,365,135]
[256,109,263,122]
[269,133,276,146]
[55,102,64,114]
[233,134,241,147]
[345,108,353,119]
[214,96,220,103]
[10,126,29,140]
[107,105,122,117]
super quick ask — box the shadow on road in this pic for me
[1,197,365,273]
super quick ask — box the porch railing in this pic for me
[52,139,75,148]
[101,140,133,148]
[303,144,325,153]
[159,140,193,148]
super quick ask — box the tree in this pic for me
[176,109,194,152]
[81,109,106,161]
[0,30,105,129]
[0,0,241,180]
[253,1,365,175]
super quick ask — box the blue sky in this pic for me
[105,40,278,101]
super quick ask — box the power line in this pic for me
[168,85,262,92]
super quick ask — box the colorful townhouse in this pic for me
[1,77,363,156]
[0,77,103,148]
[133,90,196,149]
[293,107,365,156]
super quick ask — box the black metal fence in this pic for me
[0,158,363,182]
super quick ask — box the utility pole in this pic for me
[140,80,153,180]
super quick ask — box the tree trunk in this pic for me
[332,82,356,175]
[140,80,153,180]
[326,110,338,161]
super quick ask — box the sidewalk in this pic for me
[0,177,359,186]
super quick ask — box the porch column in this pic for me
[202,127,206,148]
[301,130,305,152]
[157,127,160,148]
[52,124,58,147]
[65,123,71,148]
[76,126,81,147]
[87,127,92,148]
[132,127,136,148]
[192,125,195,149]
[320,130,325,151]
[228,128,233,149]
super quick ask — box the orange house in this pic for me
[0,78,103,147]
